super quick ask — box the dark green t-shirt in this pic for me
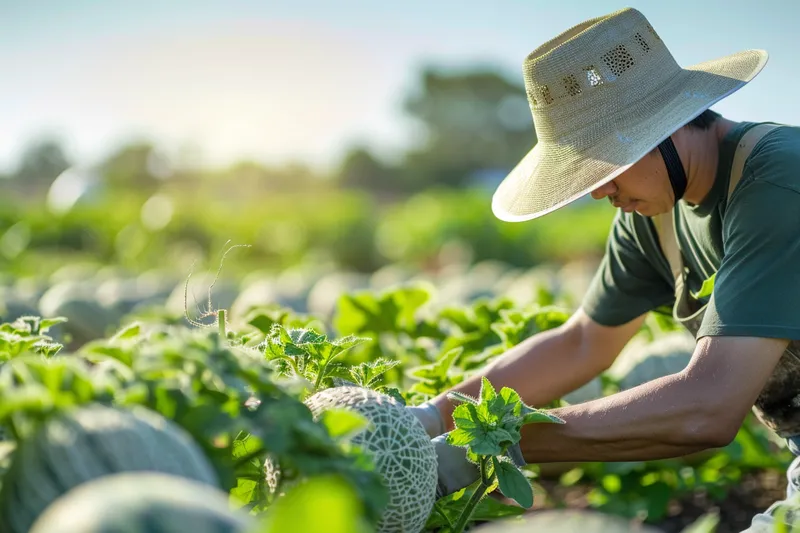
[582,121,800,342]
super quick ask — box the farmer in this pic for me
[408,7,800,531]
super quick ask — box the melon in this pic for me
[608,332,696,391]
[561,376,604,404]
[38,280,124,346]
[29,472,253,533]
[267,386,438,533]
[0,403,219,533]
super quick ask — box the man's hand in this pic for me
[431,433,527,498]
[431,434,478,497]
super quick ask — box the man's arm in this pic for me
[518,334,789,463]
[429,307,647,432]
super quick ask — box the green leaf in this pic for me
[261,475,372,533]
[691,273,716,300]
[425,481,524,529]
[349,358,400,388]
[319,408,371,440]
[449,404,482,441]
[479,376,497,405]
[448,403,514,457]
[446,391,478,406]
[519,400,565,426]
[378,387,406,406]
[110,322,142,341]
[247,312,279,335]
[520,408,566,425]
[38,317,68,333]
[409,347,462,381]
[230,478,259,507]
[493,457,533,508]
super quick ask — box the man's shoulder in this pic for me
[742,122,800,194]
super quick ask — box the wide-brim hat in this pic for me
[491,7,768,222]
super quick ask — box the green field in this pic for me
[0,235,794,531]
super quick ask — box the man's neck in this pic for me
[677,117,739,206]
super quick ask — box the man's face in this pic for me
[589,149,674,217]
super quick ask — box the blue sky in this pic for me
[1,0,798,173]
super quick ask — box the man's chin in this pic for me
[633,203,654,217]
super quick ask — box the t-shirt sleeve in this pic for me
[698,178,800,340]
[581,211,675,327]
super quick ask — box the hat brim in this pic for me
[491,49,769,223]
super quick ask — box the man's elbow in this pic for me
[681,410,741,449]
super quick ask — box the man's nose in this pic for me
[590,180,618,200]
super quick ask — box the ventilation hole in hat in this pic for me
[585,66,604,87]
[634,33,650,53]
[525,88,538,107]
[525,85,554,107]
[534,84,553,105]
[601,45,635,77]
[563,74,582,96]
[646,24,661,41]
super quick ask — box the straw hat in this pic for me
[491,7,768,222]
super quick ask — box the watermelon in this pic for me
[0,404,219,533]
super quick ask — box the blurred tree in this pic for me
[12,138,71,185]
[399,66,536,189]
[100,141,164,192]
[335,146,404,193]
[222,160,321,191]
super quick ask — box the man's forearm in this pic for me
[519,371,727,463]
[431,323,597,431]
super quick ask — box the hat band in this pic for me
[657,136,687,203]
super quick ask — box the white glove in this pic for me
[431,433,527,498]
[406,402,446,438]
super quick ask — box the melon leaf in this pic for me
[691,273,716,300]
[493,457,533,508]
[319,408,371,440]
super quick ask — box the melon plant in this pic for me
[0,403,220,533]
[28,472,254,533]
[267,386,438,533]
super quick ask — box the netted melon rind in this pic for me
[29,472,253,533]
[304,386,438,533]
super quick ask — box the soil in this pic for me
[519,469,789,532]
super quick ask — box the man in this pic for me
[408,7,800,531]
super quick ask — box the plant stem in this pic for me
[432,502,453,529]
[313,361,327,392]
[7,414,22,442]
[218,309,226,339]
[451,456,493,533]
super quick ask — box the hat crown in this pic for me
[523,8,680,142]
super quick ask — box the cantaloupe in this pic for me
[607,332,695,391]
[0,403,219,533]
[29,472,253,533]
[267,386,438,533]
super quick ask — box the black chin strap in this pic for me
[657,137,687,204]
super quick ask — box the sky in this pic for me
[1,0,798,174]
